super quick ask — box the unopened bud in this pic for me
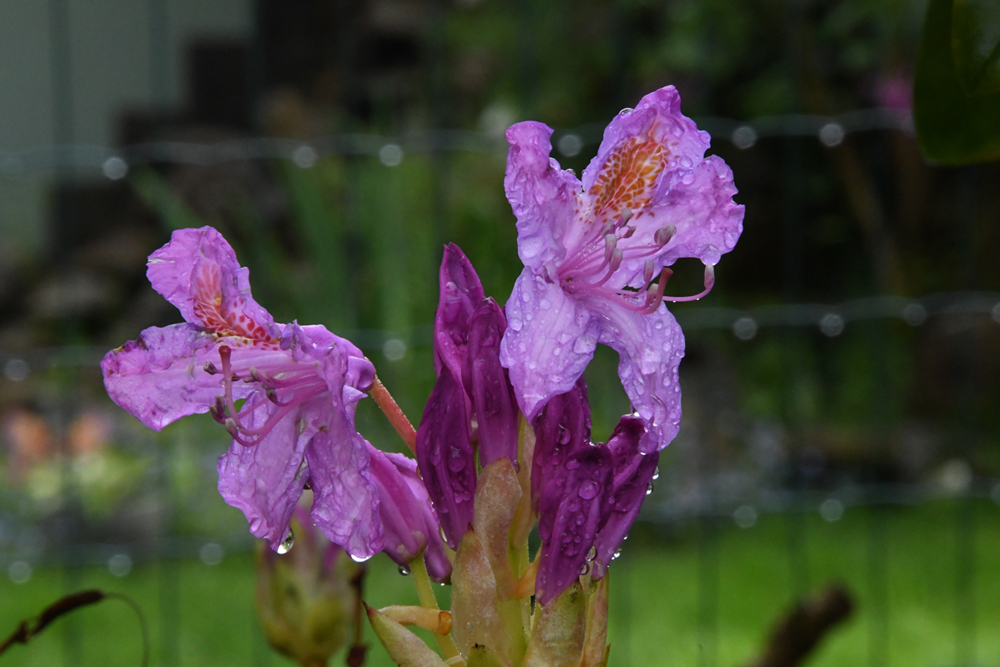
[256,510,362,667]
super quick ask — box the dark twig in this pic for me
[745,583,854,667]
[346,565,368,667]
[0,589,149,667]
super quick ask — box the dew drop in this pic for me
[646,481,655,496]
[652,466,660,481]
[398,563,411,576]
[578,480,600,500]
[587,545,597,561]
[619,107,633,115]
[277,531,295,554]
[580,562,591,576]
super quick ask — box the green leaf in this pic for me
[915,0,1000,164]
[952,0,1000,96]
[365,604,448,667]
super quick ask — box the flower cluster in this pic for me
[102,85,743,666]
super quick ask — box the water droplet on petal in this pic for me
[619,107,633,115]
[277,531,295,554]
[398,563,411,576]
[578,480,600,500]
[587,546,597,561]
[652,466,660,481]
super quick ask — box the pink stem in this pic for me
[370,377,417,455]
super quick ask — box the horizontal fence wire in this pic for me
[0,108,913,179]
[2,290,997,378]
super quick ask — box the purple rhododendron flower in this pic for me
[501,86,744,453]
[102,227,382,559]
[531,379,658,604]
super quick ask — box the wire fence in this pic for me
[0,107,912,179]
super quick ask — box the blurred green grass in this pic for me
[2,500,999,666]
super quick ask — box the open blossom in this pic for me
[500,86,744,453]
[101,227,382,558]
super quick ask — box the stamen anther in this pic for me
[643,260,654,284]
[654,225,676,246]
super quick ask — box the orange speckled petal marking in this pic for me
[587,133,667,223]
[191,261,278,342]
[146,226,281,343]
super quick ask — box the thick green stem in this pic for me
[411,558,461,661]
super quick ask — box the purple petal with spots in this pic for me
[504,122,581,273]
[415,365,476,549]
[216,389,313,551]
[101,323,249,430]
[590,416,658,580]
[534,446,613,605]
[465,298,519,468]
[500,269,600,421]
[434,244,485,380]
[590,301,684,454]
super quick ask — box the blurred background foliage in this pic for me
[2,0,1000,665]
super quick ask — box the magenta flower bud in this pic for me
[367,444,452,582]
[590,416,658,580]
[415,365,476,549]
[531,378,592,511]
[464,298,519,468]
[534,445,613,605]
[531,383,659,604]
[434,243,486,381]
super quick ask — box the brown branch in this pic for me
[745,584,854,667]
[0,589,149,667]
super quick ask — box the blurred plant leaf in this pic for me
[130,169,205,231]
[915,0,1000,164]
[952,0,1000,96]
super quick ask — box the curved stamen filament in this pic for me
[219,346,245,433]
[216,344,331,448]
